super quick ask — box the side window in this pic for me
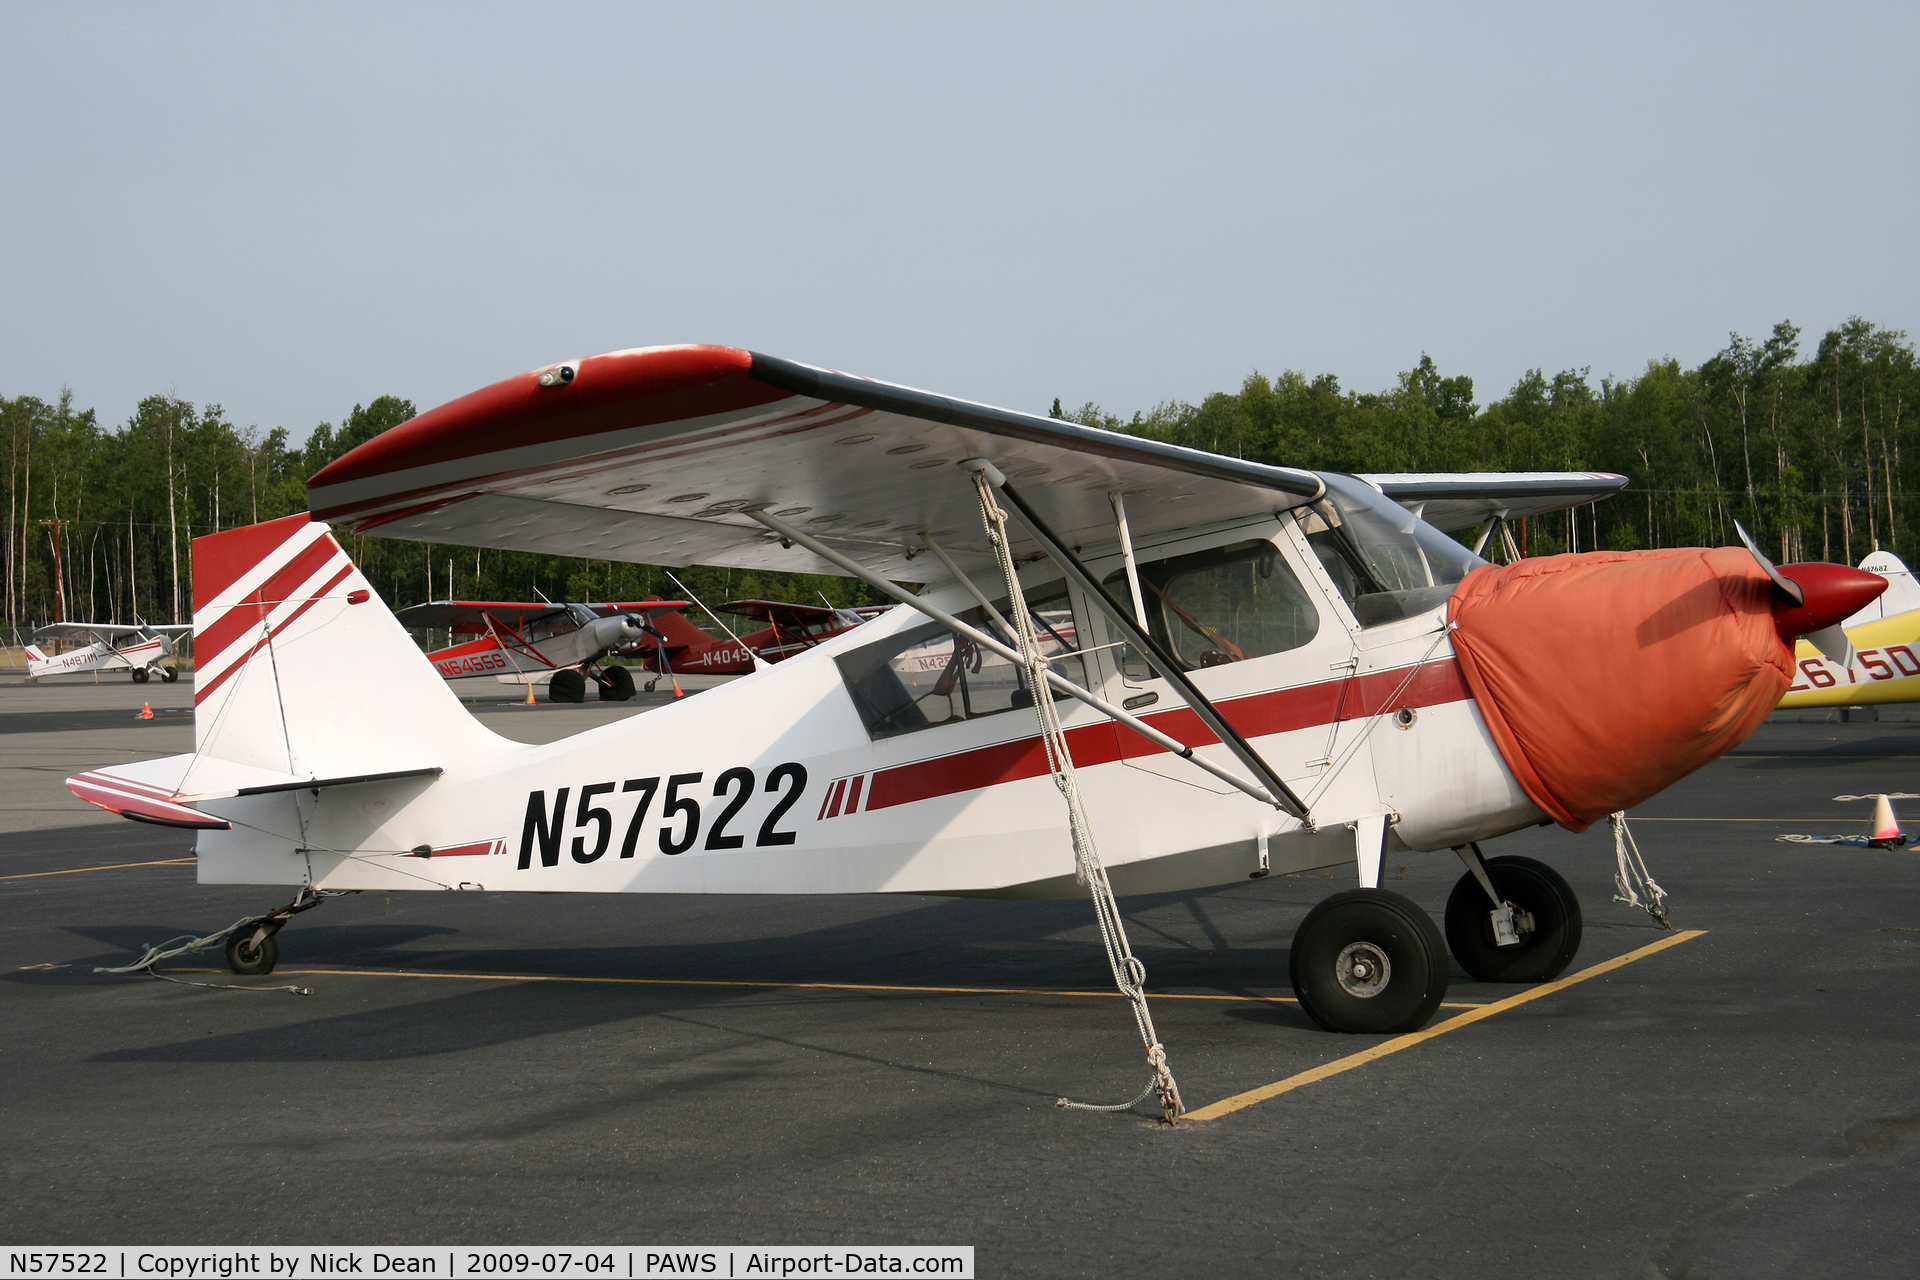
[835,582,1086,741]
[1101,538,1320,678]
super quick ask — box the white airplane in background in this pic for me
[26,620,189,683]
[393,598,691,702]
[63,345,1885,1124]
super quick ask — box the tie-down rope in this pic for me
[969,470,1184,1124]
[1608,812,1671,929]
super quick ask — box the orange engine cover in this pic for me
[1448,547,1792,831]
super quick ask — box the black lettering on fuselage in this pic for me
[518,788,569,868]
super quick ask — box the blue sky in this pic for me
[3,2,1915,440]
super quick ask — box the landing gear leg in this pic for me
[224,887,332,975]
[1444,846,1582,982]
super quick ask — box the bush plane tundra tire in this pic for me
[1444,855,1583,983]
[225,930,279,976]
[598,665,635,701]
[548,669,588,703]
[1290,889,1449,1034]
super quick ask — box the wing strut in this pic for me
[961,459,1312,823]
[744,508,1284,809]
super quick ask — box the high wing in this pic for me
[31,621,189,643]
[393,601,573,633]
[306,346,1329,583]
[1359,472,1629,532]
[716,599,847,627]
[393,599,691,634]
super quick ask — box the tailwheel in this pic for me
[1444,854,1582,983]
[1290,889,1449,1033]
[597,665,635,701]
[225,930,280,975]
[547,668,587,703]
[643,677,659,693]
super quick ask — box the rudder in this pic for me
[192,515,499,777]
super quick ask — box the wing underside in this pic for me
[308,346,1629,581]
[307,346,1327,583]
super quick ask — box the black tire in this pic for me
[598,665,635,701]
[159,666,178,683]
[225,930,279,975]
[547,669,587,703]
[1444,855,1582,983]
[131,667,150,684]
[1290,889,1449,1033]
[643,677,659,693]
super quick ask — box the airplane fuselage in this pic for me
[190,512,1541,899]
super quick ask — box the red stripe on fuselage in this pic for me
[862,658,1470,813]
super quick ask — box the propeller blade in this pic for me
[1735,521,1803,607]
[1804,624,1856,669]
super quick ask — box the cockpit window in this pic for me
[1300,473,1485,626]
[835,582,1084,741]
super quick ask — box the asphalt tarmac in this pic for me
[3,674,1918,1277]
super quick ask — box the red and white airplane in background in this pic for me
[393,599,690,702]
[64,346,1885,1116]
[635,599,889,676]
[26,620,190,684]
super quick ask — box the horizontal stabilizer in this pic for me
[66,752,441,829]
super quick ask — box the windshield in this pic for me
[1300,473,1485,626]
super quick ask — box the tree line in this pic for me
[1059,316,1914,565]
[4,315,1913,630]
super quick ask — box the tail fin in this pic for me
[192,514,498,777]
[645,608,720,651]
[24,644,46,663]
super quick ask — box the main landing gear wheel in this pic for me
[225,930,279,975]
[131,668,150,684]
[1290,889,1449,1034]
[548,668,587,703]
[159,666,178,683]
[597,665,635,701]
[1444,855,1582,983]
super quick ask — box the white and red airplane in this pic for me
[26,620,189,684]
[64,346,1885,1077]
[393,599,690,701]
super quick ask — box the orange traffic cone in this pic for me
[524,678,537,706]
[1869,794,1906,848]
[137,702,153,720]
[672,677,685,699]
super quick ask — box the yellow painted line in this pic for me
[1,857,194,881]
[1184,929,1707,1123]
[165,965,1487,1008]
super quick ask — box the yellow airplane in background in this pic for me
[1780,551,1920,709]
